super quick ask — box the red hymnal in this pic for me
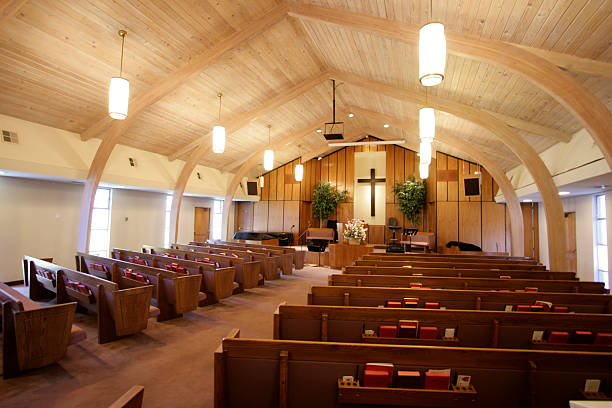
[396,371,422,388]
[410,283,423,288]
[530,305,545,312]
[419,326,438,340]
[364,363,394,388]
[379,325,398,338]
[552,306,569,313]
[403,297,419,308]
[594,333,612,345]
[535,301,552,312]
[573,331,594,344]
[524,287,538,292]
[424,369,451,390]
[398,320,418,338]
[548,331,569,344]
[425,302,439,309]
[165,264,173,271]
[386,301,402,308]
[516,305,531,312]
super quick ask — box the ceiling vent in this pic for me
[128,157,136,167]
[2,130,18,144]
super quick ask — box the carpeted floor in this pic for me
[0,266,331,408]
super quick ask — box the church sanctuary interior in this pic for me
[2,1,612,407]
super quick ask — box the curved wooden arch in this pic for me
[288,3,612,168]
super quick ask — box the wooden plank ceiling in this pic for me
[0,0,610,177]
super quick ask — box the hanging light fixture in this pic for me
[212,92,226,154]
[108,30,130,120]
[263,125,274,171]
[259,175,264,188]
[419,1,446,87]
[419,141,432,165]
[294,145,304,182]
[419,107,435,142]
[419,162,430,179]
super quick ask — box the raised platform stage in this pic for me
[232,231,294,246]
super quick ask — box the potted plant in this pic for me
[343,219,368,245]
[393,176,427,226]
[312,182,348,227]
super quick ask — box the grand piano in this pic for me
[232,231,294,246]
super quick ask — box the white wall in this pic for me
[0,175,223,282]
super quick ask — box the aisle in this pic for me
[0,266,332,408]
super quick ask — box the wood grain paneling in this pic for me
[469,163,481,202]
[481,168,493,202]
[447,156,459,202]
[368,225,386,245]
[328,152,337,188]
[321,155,329,183]
[276,167,285,201]
[337,149,345,194]
[459,201,482,247]
[436,153,448,202]
[267,201,284,231]
[235,201,254,233]
[253,201,269,231]
[483,202,506,253]
[394,147,405,189]
[346,146,355,201]
[386,146,395,203]
[437,201,458,250]
[262,174,270,201]
[269,170,277,201]
[284,163,293,200]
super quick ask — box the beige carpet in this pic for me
[0,266,331,408]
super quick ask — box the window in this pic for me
[595,194,609,288]
[212,200,223,241]
[89,188,112,257]
[164,195,172,248]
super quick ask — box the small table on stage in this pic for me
[329,243,375,269]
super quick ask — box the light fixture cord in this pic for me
[119,33,125,77]
[218,94,222,122]
[429,0,433,21]
[268,125,271,146]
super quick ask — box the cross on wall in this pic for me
[357,168,386,217]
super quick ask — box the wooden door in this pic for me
[194,207,210,242]
[565,212,577,272]
[236,202,254,233]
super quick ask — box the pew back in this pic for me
[355,259,547,271]
[362,254,539,264]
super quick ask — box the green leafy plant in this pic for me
[393,176,427,225]
[312,182,348,226]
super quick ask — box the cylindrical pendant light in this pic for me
[295,164,304,181]
[419,141,432,165]
[212,93,226,154]
[419,22,446,86]
[259,176,264,188]
[108,30,130,120]
[263,125,274,171]
[419,162,430,179]
[419,107,435,142]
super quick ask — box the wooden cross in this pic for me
[357,168,386,216]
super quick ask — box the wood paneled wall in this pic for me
[236,139,534,256]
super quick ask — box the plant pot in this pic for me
[348,238,361,245]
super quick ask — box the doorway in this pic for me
[194,207,211,243]
[565,212,577,273]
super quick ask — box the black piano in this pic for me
[232,231,294,246]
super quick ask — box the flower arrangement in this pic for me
[344,219,368,243]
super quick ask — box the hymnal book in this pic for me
[409,283,423,288]
[516,305,531,312]
[396,371,422,388]
[584,379,601,393]
[424,369,451,390]
[524,287,538,292]
[444,328,456,338]
[552,306,569,313]
[398,320,418,338]
[379,325,398,338]
[532,331,544,342]
[530,305,545,312]
[535,301,552,311]
[364,329,375,337]
[425,302,440,309]
[403,297,419,308]
[573,331,594,344]
[504,305,513,312]
[547,331,569,344]
[386,300,402,308]
[456,375,471,388]
[364,363,394,388]
[594,333,612,345]
[401,265,413,268]
[500,275,511,279]
[419,326,438,340]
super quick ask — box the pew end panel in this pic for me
[107,385,145,408]
[105,285,154,337]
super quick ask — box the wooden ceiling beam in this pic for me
[0,0,28,25]
[514,46,612,79]
[289,3,612,169]
[80,3,288,142]
[169,69,330,161]
[338,73,566,270]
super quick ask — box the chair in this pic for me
[386,217,404,253]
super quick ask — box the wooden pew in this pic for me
[0,282,86,378]
[274,304,612,352]
[144,245,261,289]
[344,265,577,280]
[355,259,547,271]
[195,241,291,276]
[76,252,202,322]
[112,248,236,302]
[172,243,280,281]
[308,286,612,314]
[330,273,607,294]
[215,329,612,408]
[26,256,152,344]
[362,254,539,264]
[204,239,306,270]
[108,385,144,408]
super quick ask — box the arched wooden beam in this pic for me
[75,6,288,252]
[217,116,345,242]
[288,3,612,167]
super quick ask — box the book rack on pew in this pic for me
[530,340,612,352]
[336,378,477,407]
[362,335,460,346]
